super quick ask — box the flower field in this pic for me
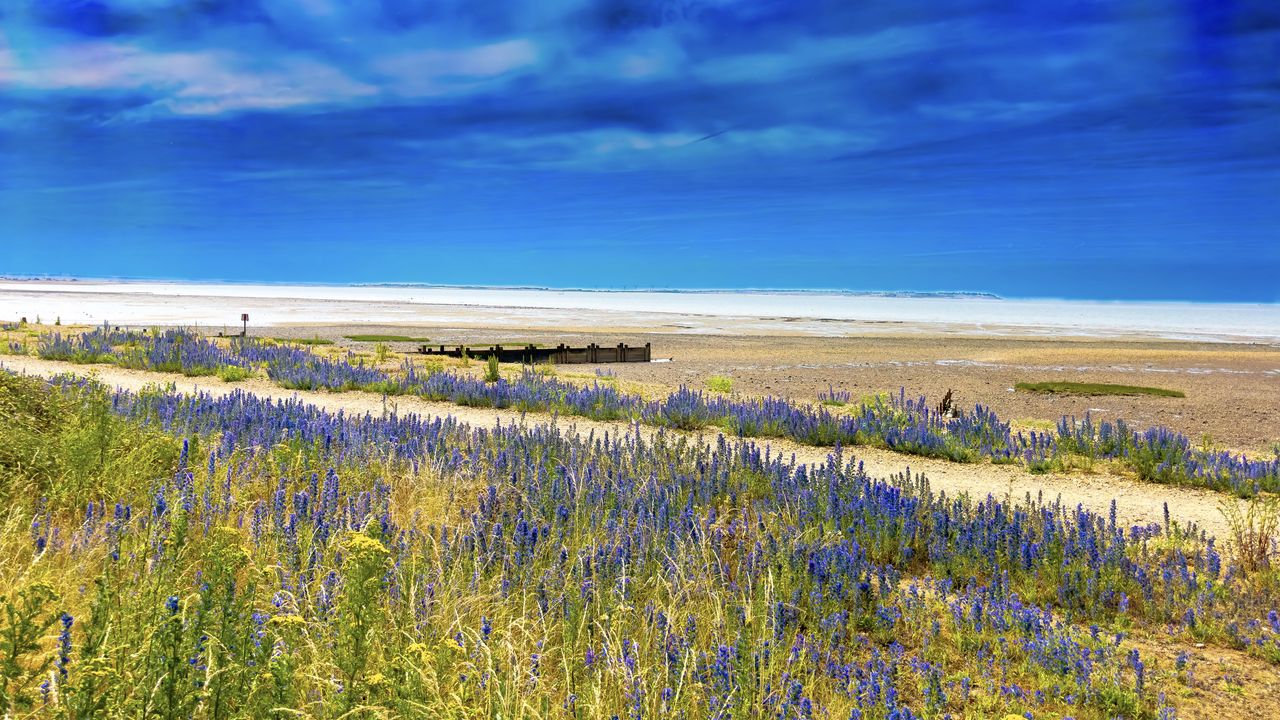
[1,369,1278,718]
[28,326,1280,497]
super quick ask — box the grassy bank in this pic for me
[1016,381,1185,398]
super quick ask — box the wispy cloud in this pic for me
[1,2,1276,300]
[373,39,539,97]
[1,39,378,114]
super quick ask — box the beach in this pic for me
[5,279,1280,718]
[3,278,1280,342]
[2,275,1280,448]
[3,278,1278,450]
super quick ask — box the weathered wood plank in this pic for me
[417,342,653,364]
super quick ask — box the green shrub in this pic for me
[362,379,406,396]
[706,375,733,393]
[484,355,501,383]
[216,364,253,382]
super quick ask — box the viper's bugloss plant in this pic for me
[31,327,1280,495]
[0,370,1272,718]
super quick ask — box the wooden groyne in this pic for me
[418,342,651,364]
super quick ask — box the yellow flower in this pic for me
[267,613,307,629]
[446,636,466,652]
[344,531,389,559]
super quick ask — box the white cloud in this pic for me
[918,100,1067,123]
[165,57,379,115]
[435,124,872,172]
[695,24,942,85]
[1,32,536,116]
[0,41,378,115]
[373,39,539,97]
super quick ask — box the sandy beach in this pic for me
[4,278,1280,342]
[4,279,1278,450]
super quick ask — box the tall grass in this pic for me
[8,373,1277,716]
[0,373,182,510]
[1222,495,1280,572]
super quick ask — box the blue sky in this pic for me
[1,1,1277,301]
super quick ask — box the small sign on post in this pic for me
[241,313,249,337]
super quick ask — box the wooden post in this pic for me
[240,313,248,337]
[644,342,651,362]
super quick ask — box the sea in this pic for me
[1,279,1278,344]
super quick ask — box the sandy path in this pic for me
[2,355,1244,540]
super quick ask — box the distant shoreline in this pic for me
[6,274,1279,307]
[0,275,1003,300]
[1,277,1278,343]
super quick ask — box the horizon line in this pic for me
[5,274,1280,306]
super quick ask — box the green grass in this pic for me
[344,334,432,343]
[1015,381,1185,398]
[273,336,334,346]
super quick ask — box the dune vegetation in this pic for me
[2,370,1279,717]
[24,325,1280,497]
